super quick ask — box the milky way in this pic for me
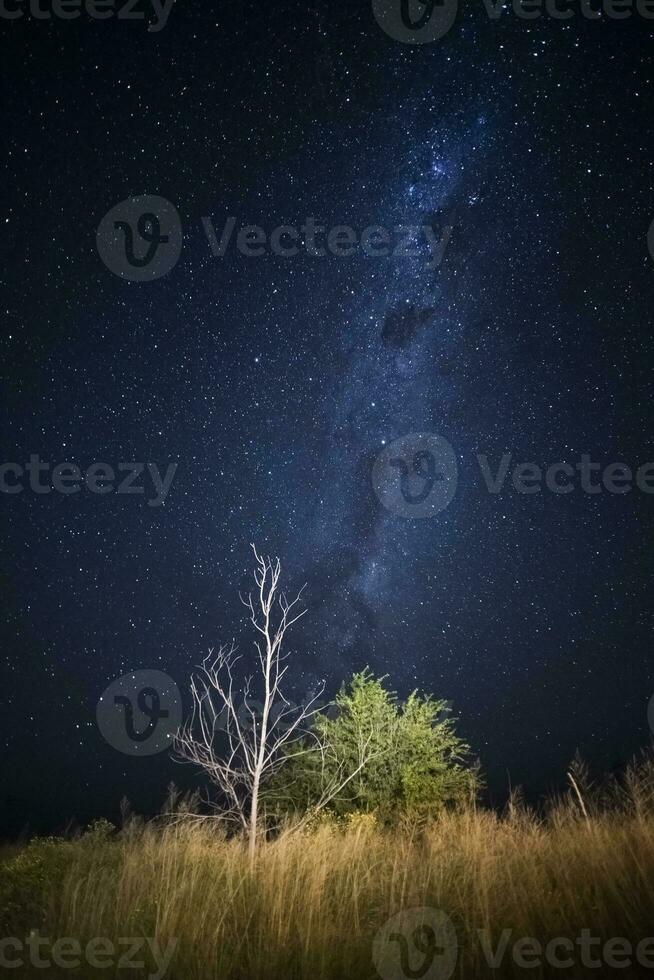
[2,0,654,832]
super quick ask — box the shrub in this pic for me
[267,670,478,821]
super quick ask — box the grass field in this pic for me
[2,767,654,979]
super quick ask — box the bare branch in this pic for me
[174,546,339,864]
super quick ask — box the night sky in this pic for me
[2,0,654,837]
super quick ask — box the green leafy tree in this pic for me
[266,670,479,821]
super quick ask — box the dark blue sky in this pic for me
[2,0,654,834]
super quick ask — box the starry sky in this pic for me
[2,0,654,835]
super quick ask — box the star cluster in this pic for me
[1,0,654,831]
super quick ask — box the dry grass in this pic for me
[3,780,654,979]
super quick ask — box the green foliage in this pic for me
[79,818,116,843]
[0,821,121,935]
[268,670,478,821]
[0,837,73,932]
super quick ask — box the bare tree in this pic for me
[174,544,373,864]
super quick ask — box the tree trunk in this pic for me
[248,777,259,867]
